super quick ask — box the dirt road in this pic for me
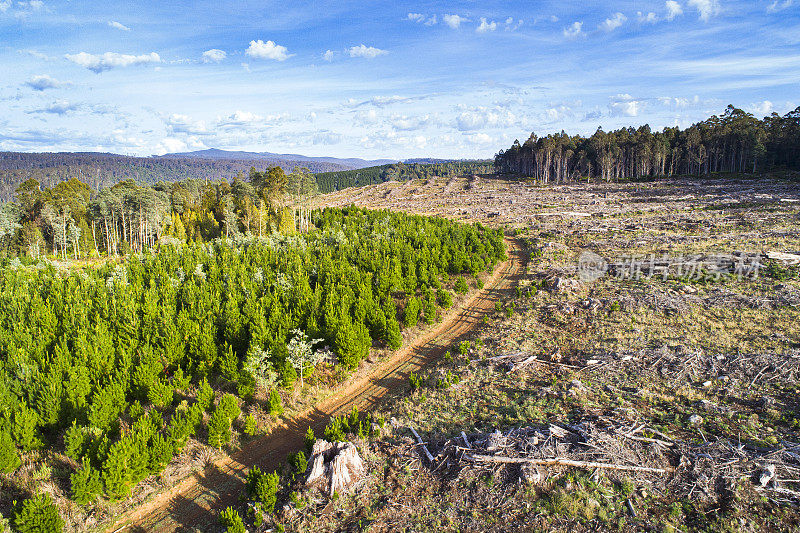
[109,238,524,532]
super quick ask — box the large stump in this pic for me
[305,439,365,497]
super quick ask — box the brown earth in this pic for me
[107,238,525,532]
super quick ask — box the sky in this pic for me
[0,0,798,160]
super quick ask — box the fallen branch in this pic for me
[409,426,434,463]
[466,454,672,475]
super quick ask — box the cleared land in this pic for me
[281,174,800,532]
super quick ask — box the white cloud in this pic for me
[201,49,226,63]
[165,113,209,135]
[217,110,289,127]
[312,130,343,145]
[476,17,497,33]
[748,100,774,115]
[245,39,292,61]
[24,74,67,91]
[108,20,131,31]
[455,107,518,131]
[0,1,10,12]
[563,21,583,38]
[348,44,388,58]
[465,133,494,145]
[767,0,792,12]
[29,100,78,115]
[609,97,645,117]
[665,1,684,20]
[323,50,334,61]
[638,11,658,23]
[599,12,627,31]
[64,51,161,73]
[217,110,263,127]
[550,15,559,22]
[505,17,523,31]
[425,14,437,26]
[407,12,424,22]
[391,114,432,131]
[687,0,719,21]
[443,14,469,29]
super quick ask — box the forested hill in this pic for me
[495,105,800,182]
[315,160,494,193]
[0,152,351,202]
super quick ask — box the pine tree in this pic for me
[70,457,103,505]
[11,494,64,533]
[0,430,20,473]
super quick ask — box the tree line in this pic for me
[315,160,493,193]
[0,166,322,260]
[494,105,800,182]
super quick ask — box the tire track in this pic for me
[109,238,524,532]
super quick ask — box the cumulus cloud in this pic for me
[202,49,226,63]
[245,39,292,61]
[108,21,130,31]
[165,114,209,135]
[767,0,793,12]
[599,12,627,31]
[24,74,68,91]
[476,17,497,33]
[609,96,645,117]
[65,51,161,73]
[455,107,518,131]
[687,0,719,21]
[323,50,334,61]
[443,14,469,29]
[748,100,774,115]
[408,12,437,25]
[665,1,684,20]
[505,17,523,31]
[465,133,494,145]
[390,114,433,131]
[638,11,658,23]
[563,21,583,38]
[348,44,388,58]
[217,110,289,127]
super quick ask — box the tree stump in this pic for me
[304,439,364,497]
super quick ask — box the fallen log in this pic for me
[764,251,800,264]
[409,426,434,463]
[466,454,672,475]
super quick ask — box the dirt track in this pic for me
[108,238,524,532]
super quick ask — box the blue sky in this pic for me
[0,0,798,159]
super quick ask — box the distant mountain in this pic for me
[161,148,397,170]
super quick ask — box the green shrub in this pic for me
[403,297,421,327]
[289,451,307,479]
[304,426,316,453]
[246,467,280,513]
[218,506,246,533]
[268,390,283,416]
[243,414,257,437]
[408,370,423,391]
[70,458,102,505]
[454,277,468,294]
[12,494,64,533]
[0,430,20,473]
